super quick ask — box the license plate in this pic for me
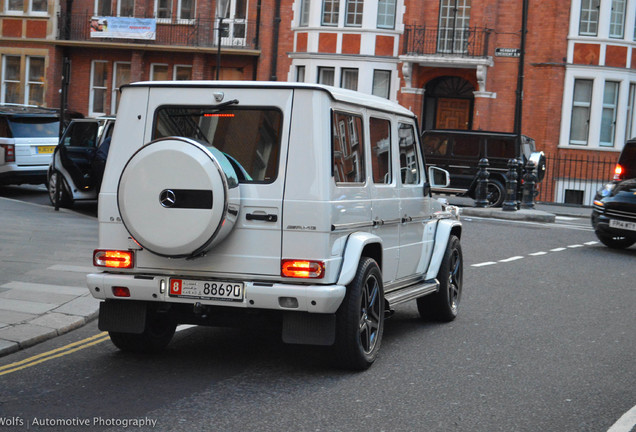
[168,278,244,302]
[609,219,636,232]
[37,146,55,154]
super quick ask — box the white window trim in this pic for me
[150,63,171,80]
[600,80,620,146]
[174,64,192,80]
[111,61,131,114]
[154,0,172,22]
[25,56,45,106]
[89,60,108,117]
[1,55,21,104]
[570,0,636,41]
[560,68,634,150]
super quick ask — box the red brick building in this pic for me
[1,0,635,204]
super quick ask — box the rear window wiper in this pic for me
[201,99,240,115]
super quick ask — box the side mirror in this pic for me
[428,166,450,188]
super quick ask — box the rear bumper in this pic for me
[0,166,47,185]
[87,272,346,314]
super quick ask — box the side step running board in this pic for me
[385,280,439,308]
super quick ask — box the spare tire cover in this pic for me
[118,137,240,258]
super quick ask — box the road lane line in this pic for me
[0,332,109,376]
[471,262,497,267]
[607,405,636,432]
[567,244,584,248]
[550,247,567,252]
[499,256,524,263]
[529,251,548,256]
[584,241,599,245]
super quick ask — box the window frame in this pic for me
[117,0,134,17]
[332,110,366,185]
[150,63,171,81]
[578,0,600,36]
[609,0,626,38]
[340,68,359,91]
[344,0,363,27]
[377,0,396,29]
[174,64,192,80]
[89,60,109,117]
[318,66,335,86]
[398,122,421,186]
[1,55,22,104]
[111,61,131,115]
[369,116,392,185]
[321,0,339,26]
[299,0,310,26]
[599,80,620,147]
[25,56,45,106]
[372,70,391,99]
[569,78,594,146]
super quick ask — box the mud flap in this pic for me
[98,301,147,334]
[282,312,336,346]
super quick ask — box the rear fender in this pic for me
[336,232,382,286]
[425,219,462,280]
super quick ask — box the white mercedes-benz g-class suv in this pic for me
[87,81,463,370]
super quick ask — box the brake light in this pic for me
[93,250,134,269]
[112,286,131,297]
[281,260,325,279]
[1,144,15,162]
[613,164,623,181]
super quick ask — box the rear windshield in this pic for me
[8,117,59,138]
[153,106,282,183]
[618,142,636,180]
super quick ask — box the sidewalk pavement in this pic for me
[0,197,100,357]
[0,195,592,358]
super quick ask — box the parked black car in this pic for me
[591,139,636,249]
[422,130,546,207]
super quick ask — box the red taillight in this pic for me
[1,144,15,163]
[281,259,325,279]
[93,250,134,269]
[112,286,131,297]
[613,164,623,181]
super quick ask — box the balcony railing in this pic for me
[58,13,258,50]
[402,25,491,58]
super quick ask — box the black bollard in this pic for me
[474,158,490,208]
[502,159,518,211]
[521,160,537,209]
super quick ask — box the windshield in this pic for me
[153,106,282,183]
[8,117,60,138]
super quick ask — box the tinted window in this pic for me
[332,111,365,184]
[369,117,391,184]
[153,107,282,183]
[452,135,479,156]
[486,138,516,159]
[423,134,450,156]
[398,123,420,185]
[63,123,99,148]
[618,142,636,179]
[8,117,59,138]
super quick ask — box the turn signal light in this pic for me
[281,259,325,279]
[93,250,134,269]
[614,164,623,180]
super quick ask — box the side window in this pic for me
[369,117,391,184]
[452,135,479,156]
[332,111,365,184]
[486,138,515,159]
[423,134,450,156]
[63,123,99,148]
[0,118,10,138]
[398,123,420,185]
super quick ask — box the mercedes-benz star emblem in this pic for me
[159,189,176,208]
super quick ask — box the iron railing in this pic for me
[536,153,618,206]
[58,13,258,50]
[402,25,491,58]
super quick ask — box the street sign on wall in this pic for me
[495,48,521,57]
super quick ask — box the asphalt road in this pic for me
[0,186,634,432]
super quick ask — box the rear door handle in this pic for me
[246,213,278,222]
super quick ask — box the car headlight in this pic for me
[599,182,615,197]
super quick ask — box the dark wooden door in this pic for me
[436,98,470,129]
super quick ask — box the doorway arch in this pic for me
[422,76,474,131]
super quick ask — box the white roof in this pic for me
[125,80,415,118]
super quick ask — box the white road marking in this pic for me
[471,262,497,267]
[607,404,636,432]
[584,241,599,245]
[499,256,524,263]
[550,247,567,252]
[567,244,584,248]
[529,251,548,256]
[555,216,579,221]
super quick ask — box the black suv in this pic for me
[422,130,546,207]
[591,139,636,249]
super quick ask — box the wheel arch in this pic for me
[424,219,462,280]
[336,232,383,287]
